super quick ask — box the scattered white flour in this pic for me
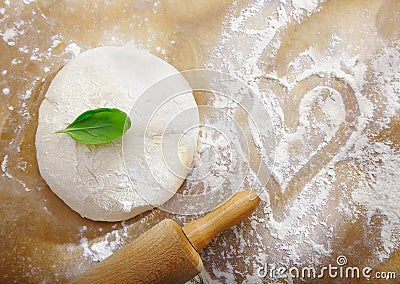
[81,237,111,262]
[23,0,36,4]
[80,223,130,262]
[351,142,400,260]
[65,43,81,57]
[3,88,10,95]
[1,20,26,47]
[80,233,122,263]
[2,28,17,46]
[202,0,400,283]
[370,45,400,118]
[1,154,30,191]
[291,0,321,14]
[1,155,8,173]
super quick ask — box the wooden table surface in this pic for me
[0,1,399,283]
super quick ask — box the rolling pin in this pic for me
[71,190,260,284]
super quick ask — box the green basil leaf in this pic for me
[56,108,131,145]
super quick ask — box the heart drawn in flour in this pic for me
[127,70,361,219]
[256,73,360,221]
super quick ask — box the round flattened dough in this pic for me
[36,46,199,221]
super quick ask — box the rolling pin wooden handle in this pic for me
[182,190,260,251]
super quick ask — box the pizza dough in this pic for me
[35,46,199,221]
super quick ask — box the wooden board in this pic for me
[0,1,399,283]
